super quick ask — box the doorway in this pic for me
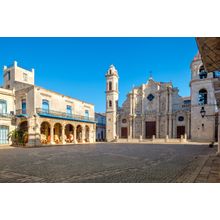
[145,121,156,138]
[121,127,128,138]
[177,126,185,138]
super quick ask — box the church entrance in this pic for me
[121,127,128,138]
[177,126,185,138]
[145,121,156,139]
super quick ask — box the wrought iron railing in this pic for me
[16,109,27,115]
[36,108,95,122]
[0,112,11,118]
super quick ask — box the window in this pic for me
[23,73,28,81]
[66,105,72,116]
[42,99,49,113]
[183,100,191,105]
[109,81,112,91]
[199,66,207,79]
[0,125,9,144]
[0,100,7,115]
[122,119,127,123]
[198,89,208,105]
[21,99,26,114]
[85,110,89,119]
[7,71,10,80]
[147,94,155,101]
[109,100,112,107]
[214,71,220,78]
[178,116,184,122]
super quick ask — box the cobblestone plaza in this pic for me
[0,143,216,183]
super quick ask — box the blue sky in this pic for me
[0,37,198,112]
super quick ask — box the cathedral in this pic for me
[105,53,219,142]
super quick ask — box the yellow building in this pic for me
[0,61,96,147]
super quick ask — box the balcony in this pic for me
[16,109,28,117]
[36,108,96,124]
[0,112,12,118]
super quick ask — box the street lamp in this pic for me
[200,106,206,118]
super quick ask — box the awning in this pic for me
[196,37,220,72]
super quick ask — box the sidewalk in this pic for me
[0,145,15,150]
[194,154,220,183]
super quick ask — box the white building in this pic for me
[106,53,219,142]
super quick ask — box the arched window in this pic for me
[109,81,112,91]
[42,99,49,113]
[199,65,207,79]
[109,100,112,107]
[198,89,208,105]
[0,99,7,115]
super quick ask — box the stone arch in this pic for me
[40,121,51,144]
[198,88,208,105]
[76,125,82,143]
[18,120,29,144]
[65,124,74,143]
[85,125,90,142]
[54,123,62,144]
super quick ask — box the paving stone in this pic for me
[0,143,216,183]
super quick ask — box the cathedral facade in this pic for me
[106,53,219,142]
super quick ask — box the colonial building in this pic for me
[95,113,106,141]
[0,61,96,146]
[106,53,219,142]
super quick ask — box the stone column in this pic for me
[27,116,41,147]
[129,93,133,115]
[82,126,85,143]
[187,112,190,139]
[172,115,176,138]
[133,116,136,138]
[141,115,145,139]
[93,124,96,143]
[50,123,55,144]
[168,90,172,138]
[62,125,66,144]
[129,117,133,139]
[73,127,77,144]
[156,92,160,138]
[169,114,172,138]
[156,115,159,138]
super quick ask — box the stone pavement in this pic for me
[0,143,217,183]
[194,154,220,183]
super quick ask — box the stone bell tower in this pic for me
[105,65,119,142]
[190,52,217,142]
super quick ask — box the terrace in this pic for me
[36,108,96,124]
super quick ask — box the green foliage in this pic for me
[8,129,28,146]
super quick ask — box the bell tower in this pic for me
[105,64,119,142]
[190,52,217,142]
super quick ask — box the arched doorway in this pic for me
[85,125,90,142]
[54,123,62,144]
[18,121,28,144]
[40,122,51,144]
[65,124,74,143]
[76,125,82,143]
